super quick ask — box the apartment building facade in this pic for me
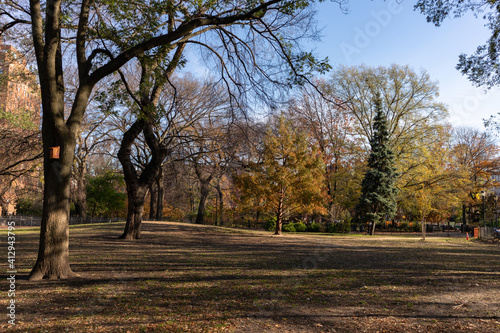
[0,40,41,215]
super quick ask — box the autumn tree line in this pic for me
[6,64,500,236]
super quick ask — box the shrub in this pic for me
[86,172,127,217]
[399,221,409,231]
[293,222,307,232]
[264,217,276,231]
[185,212,197,223]
[307,222,321,232]
[327,220,351,234]
[282,223,296,232]
[412,222,421,232]
[15,197,43,216]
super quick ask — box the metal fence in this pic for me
[0,215,124,227]
[479,226,497,240]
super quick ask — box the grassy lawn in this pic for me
[1,221,500,332]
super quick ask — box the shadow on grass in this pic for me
[2,221,500,332]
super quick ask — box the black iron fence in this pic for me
[0,215,124,227]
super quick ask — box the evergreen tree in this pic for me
[356,95,398,235]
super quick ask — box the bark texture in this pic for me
[28,138,78,280]
[149,180,158,220]
[74,157,87,218]
[118,120,168,239]
[195,179,212,224]
[155,168,164,220]
[194,163,214,225]
[215,181,223,226]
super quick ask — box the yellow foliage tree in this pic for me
[236,116,327,235]
[399,126,463,239]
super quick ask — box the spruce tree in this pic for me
[356,95,398,235]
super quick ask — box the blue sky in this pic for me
[311,0,500,130]
[181,1,499,130]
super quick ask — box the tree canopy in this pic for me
[327,64,447,152]
[415,0,500,87]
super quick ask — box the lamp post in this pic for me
[481,191,486,227]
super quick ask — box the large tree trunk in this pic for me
[194,161,214,225]
[74,158,87,218]
[149,180,158,220]
[118,119,147,239]
[121,186,147,239]
[195,181,211,224]
[28,123,78,280]
[118,120,167,239]
[118,120,162,239]
[215,181,223,226]
[118,46,183,237]
[28,0,85,279]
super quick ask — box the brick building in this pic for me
[0,40,41,215]
[0,42,40,127]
